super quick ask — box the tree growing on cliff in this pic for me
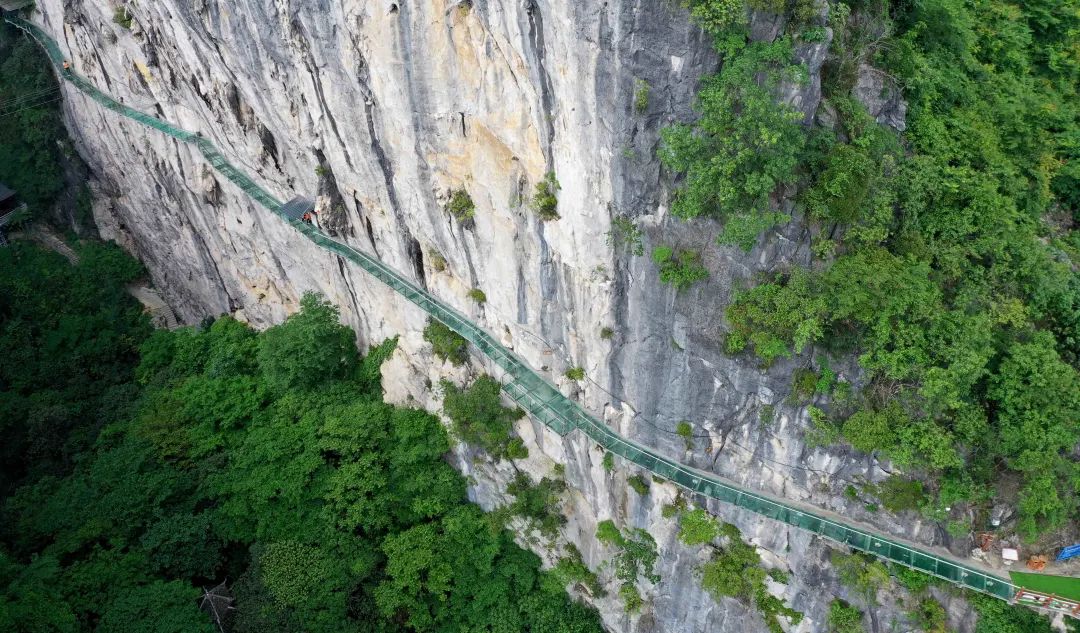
[440,375,525,460]
[423,319,469,366]
[659,38,805,243]
[532,172,561,221]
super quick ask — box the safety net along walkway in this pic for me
[11,12,1080,616]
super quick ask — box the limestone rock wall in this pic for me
[33,0,975,630]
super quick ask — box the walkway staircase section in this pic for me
[11,12,1080,616]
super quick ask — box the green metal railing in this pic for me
[20,12,1080,611]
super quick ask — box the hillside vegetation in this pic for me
[0,24,64,212]
[666,0,1079,541]
[0,242,601,633]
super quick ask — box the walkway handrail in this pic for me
[19,12,1080,614]
[0,204,27,227]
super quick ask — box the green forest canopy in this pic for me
[665,0,1080,541]
[0,23,68,214]
[0,242,602,633]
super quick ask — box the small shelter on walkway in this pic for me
[281,196,316,222]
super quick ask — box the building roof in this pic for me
[0,183,15,203]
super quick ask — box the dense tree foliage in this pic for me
[672,0,1080,541]
[256,293,359,394]
[0,241,149,497]
[660,35,804,250]
[0,23,68,214]
[0,253,601,632]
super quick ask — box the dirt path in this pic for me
[21,226,181,329]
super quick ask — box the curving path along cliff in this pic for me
[8,11,1079,619]
[14,223,180,329]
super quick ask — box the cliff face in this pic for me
[34,0,969,630]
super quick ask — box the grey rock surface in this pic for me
[854,62,907,131]
[34,0,965,630]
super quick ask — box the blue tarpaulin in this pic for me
[1057,544,1080,561]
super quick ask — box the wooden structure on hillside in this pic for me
[0,182,26,247]
[0,183,17,212]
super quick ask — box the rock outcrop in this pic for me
[32,0,964,630]
[854,62,907,131]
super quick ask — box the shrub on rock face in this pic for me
[679,0,746,34]
[503,471,566,534]
[606,216,644,256]
[913,597,948,633]
[628,474,649,496]
[651,246,708,291]
[872,476,927,513]
[678,508,721,546]
[532,172,561,221]
[676,421,694,449]
[505,437,529,460]
[827,600,864,633]
[447,188,475,223]
[633,79,650,114]
[113,6,134,28]
[423,319,468,366]
[841,405,900,454]
[428,249,447,272]
[595,520,661,613]
[699,522,804,628]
